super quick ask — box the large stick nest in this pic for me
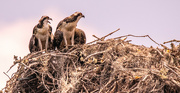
[2,31,180,93]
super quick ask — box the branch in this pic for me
[83,50,109,61]
[87,28,120,44]
[114,34,160,46]
[163,39,180,44]
[3,72,10,79]
[164,63,180,78]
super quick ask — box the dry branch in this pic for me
[163,39,180,44]
[114,34,160,45]
[87,28,120,44]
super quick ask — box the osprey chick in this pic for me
[29,16,53,52]
[55,12,85,49]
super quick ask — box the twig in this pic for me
[7,59,21,73]
[42,73,51,93]
[92,35,101,40]
[103,28,120,40]
[7,51,43,73]
[172,79,180,87]
[6,64,17,73]
[130,79,142,92]
[142,75,149,81]
[24,81,36,93]
[167,65,180,72]
[155,48,164,57]
[82,84,89,93]
[19,62,40,73]
[87,28,120,44]
[164,63,180,78]
[114,34,160,46]
[99,79,115,93]
[52,52,79,58]
[83,50,109,61]
[163,39,180,44]
[106,81,117,93]
[3,72,10,79]
[96,41,110,44]
[150,83,164,92]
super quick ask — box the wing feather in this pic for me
[53,30,63,50]
[74,28,86,44]
[33,25,38,35]
[29,35,39,52]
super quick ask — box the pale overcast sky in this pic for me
[0,0,180,89]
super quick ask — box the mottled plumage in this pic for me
[53,30,63,50]
[74,28,86,45]
[53,28,86,50]
[54,12,85,49]
[29,16,53,53]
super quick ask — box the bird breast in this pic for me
[63,30,74,39]
[63,21,77,31]
[37,25,49,35]
[35,26,50,41]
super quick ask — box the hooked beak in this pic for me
[82,14,85,18]
[49,17,52,21]
[48,18,53,24]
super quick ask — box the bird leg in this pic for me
[45,36,49,52]
[71,29,75,46]
[63,35,68,49]
[38,38,43,51]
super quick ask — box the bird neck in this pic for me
[76,16,81,23]
[43,22,49,27]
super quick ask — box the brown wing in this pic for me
[48,25,54,50]
[48,25,53,41]
[56,20,64,30]
[33,25,38,35]
[29,35,39,53]
[53,30,63,50]
[48,25,52,34]
[74,28,86,45]
[29,25,39,52]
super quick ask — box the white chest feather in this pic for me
[61,21,77,31]
[35,25,50,41]
[60,22,76,40]
[63,29,75,39]
[37,25,49,34]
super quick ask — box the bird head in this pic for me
[69,12,85,22]
[39,16,52,25]
[73,12,85,18]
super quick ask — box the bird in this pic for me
[29,16,53,53]
[53,28,86,50]
[54,12,85,49]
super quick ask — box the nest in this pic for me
[2,29,180,93]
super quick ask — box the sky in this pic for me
[0,0,180,90]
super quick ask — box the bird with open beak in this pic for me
[54,12,85,49]
[29,16,53,52]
